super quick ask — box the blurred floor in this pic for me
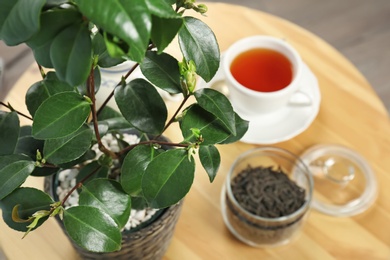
[0,0,389,112]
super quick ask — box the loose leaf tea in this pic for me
[231,166,306,218]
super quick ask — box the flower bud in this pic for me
[194,4,208,14]
[183,0,195,9]
[185,71,197,93]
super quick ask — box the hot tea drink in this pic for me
[230,48,293,92]
[221,36,312,116]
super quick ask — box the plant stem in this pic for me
[61,165,102,207]
[117,140,189,156]
[96,63,139,116]
[0,101,33,120]
[87,67,117,159]
[37,63,45,79]
[96,43,155,116]
[159,95,190,137]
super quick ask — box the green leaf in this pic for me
[26,9,83,68]
[15,128,61,176]
[142,149,194,208]
[0,0,46,45]
[26,72,74,117]
[75,161,108,186]
[0,111,20,155]
[45,0,69,8]
[92,32,125,68]
[63,206,122,253]
[194,88,236,136]
[79,179,131,229]
[178,17,220,82]
[199,145,220,183]
[97,107,132,131]
[114,79,167,135]
[180,104,230,145]
[0,187,53,232]
[75,0,151,63]
[151,16,183,53]
[164,0,176,5]
[140,51,182,94]
[32,92,91,140]
[218,113,249,144]
[145,0,178,18]
[121,145,162,196]
[76,67,101,96]
[58,150,96,169]
[50,22,92,86]
[15,134,44,159]
[0,155,35,200]
[43,125,93,165]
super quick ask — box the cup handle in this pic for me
[288,90,312,107]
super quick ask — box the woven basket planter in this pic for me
[44,175,183,260]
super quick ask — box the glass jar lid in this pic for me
[299,144,377,217]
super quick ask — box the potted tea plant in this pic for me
[0,0,248,258]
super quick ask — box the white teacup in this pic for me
[222,35,312,116]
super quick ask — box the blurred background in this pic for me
[0,0,389,111]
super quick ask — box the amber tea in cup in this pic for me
[230,48,293,93]
[222,35,312,116]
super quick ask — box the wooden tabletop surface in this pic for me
[1,3,390,260]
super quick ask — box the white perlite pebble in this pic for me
[56,133,157,231]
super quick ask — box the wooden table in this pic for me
[1,3,390,259]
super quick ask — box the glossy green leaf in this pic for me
[50,23,92,86]
[0,0,45,45]
[114,79,167,135]
[79,179,131,229]
[43,125,93,165]
[92,32,125,68]
[75,161,108,186]
[97,107,132,131]
[77,67,101,96]
[121,145,162,196]
[194,88,236,136]
[142,149,194,208]
[103,32,128,59]
[199,145,220,183]
[0,111,20,155]
[151,16,183,53]
[45,0,69,7]
[64,206,122,253]
[164,0,176,5]
[0,187,53,232]
[100,118,133,132]
[145,0,178,18]
[32,92,91,140]
[19,125,32,137]
[140,51,181,94]
[75,0,151,62]
[14,127,59,176]
[178,17,220,82]
[15,134,44,160]
[219,113,249,144]
[26,72,74,117]
[0,154,35,200]
[180,105,230,145]
[26,9,83,68]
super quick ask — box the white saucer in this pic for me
[197,62,321,145]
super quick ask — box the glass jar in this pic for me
[221,147,313,247]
